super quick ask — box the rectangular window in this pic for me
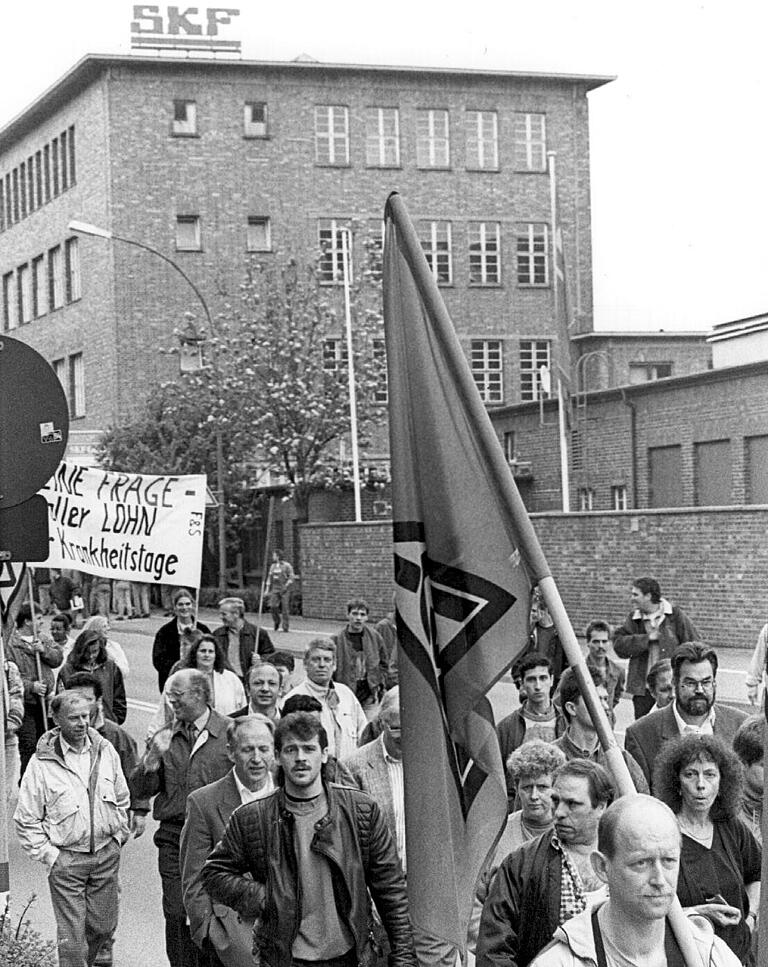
[648,445,683,508]
[51,138,59,196]
[513,113,547,171]
[2,271,15,330]
[19,162,27,218]
[314,106,349,165]
[471,340,503,403]
[35,151,42,207]
[69,352,85,418]
[60,129,69,191]
[519,339,551,401]
[68,125,76,184]
[746,435,768,504]
[6,173,12,225]
[53,357,66,390]
[246,216,271,252]
[65,237,81,302]
[322,337,348,375]
[365,107,400,167]
[503,430,516,463]
[27,157,35,212]
[516,223,549,285]
[465,110,498,170]
[468,221,501,284]
[628,362,674,384]
[695,439,731,506]
[43,145,51,202]
[48,244,64,310]
[244,101,267,137]
[611,485,628,511]
[373,338,388,403]
[17,263,31,324]
[32,254,46,317]
[176,215,202,251]
[365,218,384,282]
[416,109,450,168]
[317,219,349,284]
[11,168,19,223]
[172,100,197,136]
[0,180,4,232]
[418,220,452,284]
[578,487,595,511]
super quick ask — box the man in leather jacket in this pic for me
[201,711,417,967]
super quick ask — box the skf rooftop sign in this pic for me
[131,6,241,54]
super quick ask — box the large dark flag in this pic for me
[383,192,551,952]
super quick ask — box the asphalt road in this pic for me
[5,609,756,965]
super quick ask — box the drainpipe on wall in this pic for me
[620,388,637,507]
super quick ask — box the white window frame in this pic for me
[48,245,64,310]
[3,271,16,330]
[418,220,452,284]
[578,487,595,511]
[514,113,547,171]
[469,221,501,285]
[465,110,498,170]
[172,100,197,136]
[471,340,503,403]
[246,216,271,252]
[69,352,85,418]
[520,339,551,401]
[53,357,66,390]
[17,263,31,324]
[365,107,400,167]
[314,106,350,166]
[244,101,267,138]
[318,219,350,284]
[322,337,348,376]
[611,485,628,511]
[516,223,549,286]
[416,109,450,168]
[65,237,81,303]
[176,215,202,252]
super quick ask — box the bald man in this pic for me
[530,795,740,967]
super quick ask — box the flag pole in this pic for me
[26,568,48,731]
[549,152,570,513]
[385,190,705,967]
[341,228,362,523]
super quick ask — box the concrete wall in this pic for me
[299,506,768,650]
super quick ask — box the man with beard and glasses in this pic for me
[201,711,417,967]
[476,760,614,967]
[624,642,748,793]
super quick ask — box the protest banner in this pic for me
[39,463,206,587]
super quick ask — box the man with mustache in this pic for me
[201,711,417,967]
[529,795,740,966]
[624,642,747,792]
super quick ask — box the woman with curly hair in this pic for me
[57,627,127,724]
[653,732,761,964]
[180,634,245,715]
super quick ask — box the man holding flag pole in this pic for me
[382,191,704,967]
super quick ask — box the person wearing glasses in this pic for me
[624,642,748,792]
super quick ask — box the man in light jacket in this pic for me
[14,691,130,967]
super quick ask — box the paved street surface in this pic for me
[6,608,756,965]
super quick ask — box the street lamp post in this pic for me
[68,219,228,596]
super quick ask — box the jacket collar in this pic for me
[631,597,673,620]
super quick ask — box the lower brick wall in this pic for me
[300,507,768,650]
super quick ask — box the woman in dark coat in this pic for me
[58,627,127,725]
[654,732,761,965]
[151,587,210,692]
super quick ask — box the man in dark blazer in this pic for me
[180,715,276,967]
[152,588,211,692]
[624,641,748,791]
[213,597,274,686]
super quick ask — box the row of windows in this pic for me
[322,338,389,403]
[2,237,81,330]
[53,352,85,418]
[172,214,554,288]
[470,338,552,404]
[0,125,76,234]
[171,99,548,172]
[576,485,629,512]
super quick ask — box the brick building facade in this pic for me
[0,53,613,456]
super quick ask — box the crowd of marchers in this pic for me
[5,574,767,967]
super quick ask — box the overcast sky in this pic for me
[2,0,765,333]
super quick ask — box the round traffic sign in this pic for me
[0,336,69,509]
